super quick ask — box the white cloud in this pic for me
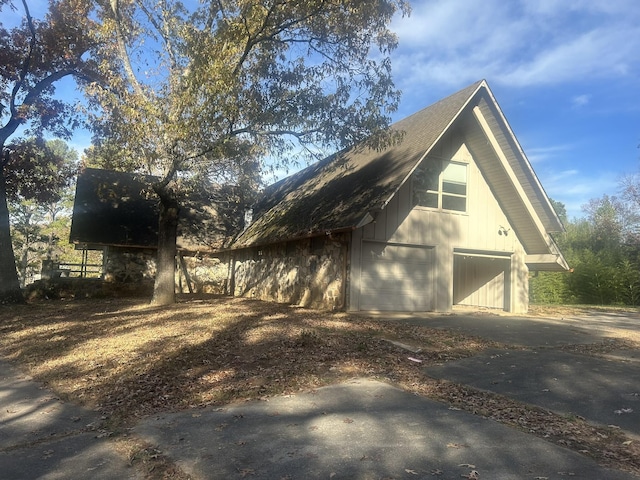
[391,0,640,89]
[538,168,620,218]
[525,144,575,164]
[572,94,591,108]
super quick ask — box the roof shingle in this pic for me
[232,80,484,248]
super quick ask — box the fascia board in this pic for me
[481,86,565,233]
[472,105,561,256]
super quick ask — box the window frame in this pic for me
[412,160,468,213]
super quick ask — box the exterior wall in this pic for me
[232,233,348,310]
[350,127,530,313]
[104,247,156,283]
[104,247,231,294]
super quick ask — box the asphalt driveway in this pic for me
[379,309,640,434]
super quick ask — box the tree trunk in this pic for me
[0,166,24,304]
[151,190,179,306]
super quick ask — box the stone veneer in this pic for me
[232,233,348,310]
[103,247,230,294]
[103,247,156,283]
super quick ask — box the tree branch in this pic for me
[10,0,37,118]
[110,0,148,100]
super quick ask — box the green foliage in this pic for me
[7,139,87,287]
[85,0,410,304]
[1,0,98,302]
[4,137,77,203]
[530,196,640,306]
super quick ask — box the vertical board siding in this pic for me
[352,127,530,313]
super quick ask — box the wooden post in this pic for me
[178,253,194,294]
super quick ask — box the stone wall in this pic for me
[232,233,348,310]
[103,247,156,283]
[103,247,230,294]
[180,255,230,294]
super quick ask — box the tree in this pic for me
[88,0,410,305]
[0,0,97,303]
[7,138,78,286]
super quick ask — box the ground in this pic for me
[0,295,639,478]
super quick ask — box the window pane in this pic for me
[442,195,466,212]
[443,181,466,195]
[443,162,466,183]
[415,161,440,191]
[414,190,438,208]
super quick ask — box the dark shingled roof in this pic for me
[70,168,159,248]
[70,168,245,252]
[232,80,484,249]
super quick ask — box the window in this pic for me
[413,160,467,212]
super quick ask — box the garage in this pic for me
[359,242,434,311]
[453,251,511,310]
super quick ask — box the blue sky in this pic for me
[5,0,640,219]
[388,0,640,219]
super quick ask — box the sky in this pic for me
[387,0,640,219]
[4,0,640,219]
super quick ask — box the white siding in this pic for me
[349,128,529,313]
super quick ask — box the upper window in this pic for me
[413,160,467,212]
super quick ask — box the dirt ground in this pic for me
[0,296,638,477]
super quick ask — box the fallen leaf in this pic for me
[614,408,633,414]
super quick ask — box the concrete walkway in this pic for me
[0,360,139,480]
[135,378,635,480]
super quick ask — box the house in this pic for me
[227,80,569,313]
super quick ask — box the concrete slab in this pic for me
[426,349,640,435]
[0,360,139,480]
[0,368,102,449]
[135,378,636,479]
[0,432,138,480]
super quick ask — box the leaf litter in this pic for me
[0,296,639,477]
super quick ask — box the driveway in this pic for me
[377,309,640,434]
[2,308,639,479]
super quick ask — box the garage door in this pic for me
[360,242,433,311]
[453,253,510,309]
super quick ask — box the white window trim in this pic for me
[413,160,468,213]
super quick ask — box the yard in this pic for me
[1,296,639,477]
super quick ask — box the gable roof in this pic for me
[232,80,568,271]
[233,80,485,248]
[70,168,244,253]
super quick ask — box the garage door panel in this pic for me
[360,293,417,311]
[453,254,509,309]
[360,242,433,311]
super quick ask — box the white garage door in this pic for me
[360,242,434,311]
[453,253,510,309]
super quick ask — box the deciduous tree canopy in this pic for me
[0,0,97,303]
[87,0,410,305]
